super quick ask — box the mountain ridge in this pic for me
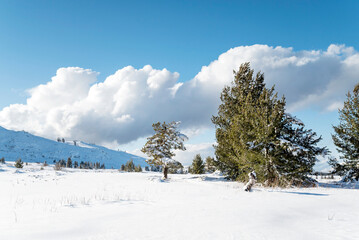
[0,126,147,169]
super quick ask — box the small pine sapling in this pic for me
[14,158,24,168]
[189,154,205,174]
[54,162,62,171]
[66,158,72,168]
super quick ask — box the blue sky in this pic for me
[1,0,359,168]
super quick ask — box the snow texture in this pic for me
[0,162,358,240]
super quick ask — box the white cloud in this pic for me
[327,101,344,112]
[1,44,359,148]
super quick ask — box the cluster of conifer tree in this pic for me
[0,157,23,168]
[140,62,359,185]
[56,137,65,143]
[120,159,142,172]
[188,154,216,174]
[53,158,105,170]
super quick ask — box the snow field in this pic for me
[0,162,358,240]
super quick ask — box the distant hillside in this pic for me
[0,126,147,169]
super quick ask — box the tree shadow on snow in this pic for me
[278,191,329,196]
[188,176,227,182]
[318,182,359,190]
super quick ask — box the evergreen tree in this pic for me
[125,159,135,172]
[141,121,187,179]
[14,158,24,168]
[58,159,66,167]
[66,157,72,168]
[167,160,184,174]
[54,162,62,170]
[212,63,327,186]
[205,156,216,173]
[189,154,205,174]
[74,161,79,168]
[120,164,125,171]
[96,162,101,169]
[0,157,5,164]
[330,84,359,181]
[135,165,142,172]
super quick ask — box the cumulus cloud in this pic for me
[0,44,359,148]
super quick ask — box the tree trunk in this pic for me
[163,166,168,179]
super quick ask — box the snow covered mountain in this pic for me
[0,126,147,169]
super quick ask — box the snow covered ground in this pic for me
[1,162,358,240]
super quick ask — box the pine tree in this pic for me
[58,159,66,167]
[205,156,216,173]
[54,162,62,170]
[0,157,5,164]
[14,158,24,168]
[141,121,187,179]
[121,164,125,171]
[135,165,142,172]
[212,63,327,186]
[330,84,359,181]
[66,157,72,168]
[167,160,184,174]
[125,159,135,172]
[189,154,205,174]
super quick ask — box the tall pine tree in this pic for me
[212,63,327,186]
[330,84,359,181]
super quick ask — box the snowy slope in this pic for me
[0,162,358,240]
[0,126,147,169]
